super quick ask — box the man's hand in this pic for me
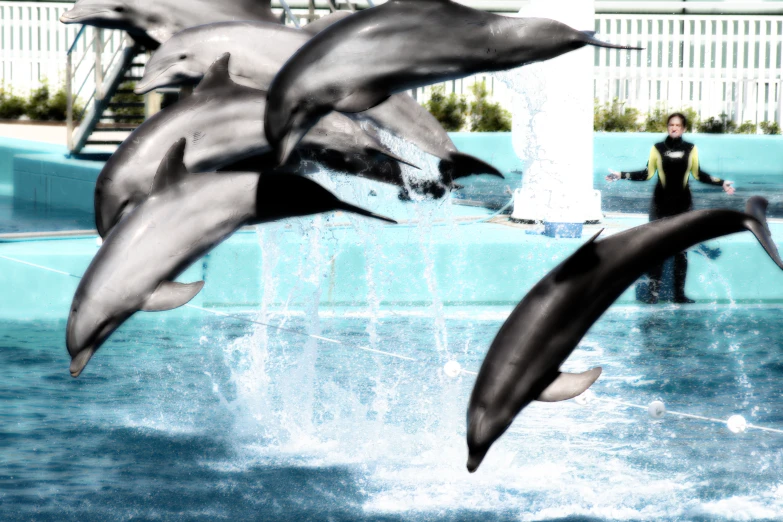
[606,169,622,182]
[723,180,735,195]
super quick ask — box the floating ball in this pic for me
[727,415,747,434]
[96,236,103,246]
[575,389,595,406]
[443,360,462,378]
[648,400,666,419]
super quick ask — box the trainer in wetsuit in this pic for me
[605,112,735,304]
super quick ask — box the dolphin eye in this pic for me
[179,54,187,60]
[114,6,125,12]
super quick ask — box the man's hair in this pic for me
[667,112,688,130]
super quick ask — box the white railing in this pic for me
[593,13,783,126]
[1,1,782,127]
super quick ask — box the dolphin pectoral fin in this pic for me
[553,229,604,282]
[536,367,602,402]
[336,201,397,224]
[336,91,391,114]
[744,196,783,270]
[142,281,205,312]
[440,152,504,181]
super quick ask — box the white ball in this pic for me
[443,360,462,378]
[727,415,747,434]
[575,389,595,406]
[96,236,103,246]
[648,400,666,419]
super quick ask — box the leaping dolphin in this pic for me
[264,0,643,165]
[59,0,279,49]
[67,139,396,378]
[466,196,783,472]
[134,21,502,185]
[94,53,411,238]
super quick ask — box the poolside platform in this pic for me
[2,131,783,320]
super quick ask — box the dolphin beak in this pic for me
[466,447,488,473]
[134,78,152,94]
[70,347,96,378]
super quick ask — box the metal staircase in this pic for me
[65,28,148,155]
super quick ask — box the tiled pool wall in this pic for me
[3,133,783,321]
[9,132,783,215]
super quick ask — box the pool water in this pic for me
[3,305,783,521]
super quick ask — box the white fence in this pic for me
[1,1,782,127]
[593,13,783,126]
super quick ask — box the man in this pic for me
[606,113,735,303]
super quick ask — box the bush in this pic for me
[469,81,511,132]
[735,120,757,134]
[642,105,699,132]
[594,98,641,132]
[425,85,467,131]
[697,113,736,134]
[48,85,84,122]
[25,83,53,120]
[0,89,27,119]
[760,121,781,135]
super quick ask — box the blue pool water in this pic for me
[3,306,783,521]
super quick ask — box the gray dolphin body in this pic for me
[265,0,643,164]
[95,54,408,238]
[68,140,396,378]
[59,0,279,49]
[135,20,502,184]
[466,196,783,472]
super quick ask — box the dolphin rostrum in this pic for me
[67,139,396,378]
[134,20,502,185]
[94,53,411,238]
[466,196,783,472]
[59,0,279,49]
[264,0,643,165]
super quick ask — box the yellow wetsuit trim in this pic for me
[686,145,698,188]
[650,146,664,187]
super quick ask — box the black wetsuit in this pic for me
[620,137,725,302]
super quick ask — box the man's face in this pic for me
[668,117,684,139]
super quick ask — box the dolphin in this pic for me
[59,0,279,49]
[95,53,411,238]
[134,21,502,186]
[67,139,396,378]
[264,0,643,165]
[465,196,783,472]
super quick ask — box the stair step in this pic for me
[108,102,146,108]
[114,89,139,95]
[94,126,138,131]
[123,76,144,81]
[85,140,124,145]
[100,114,145,121]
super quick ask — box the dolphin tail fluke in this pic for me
[336,200,397,224]
[744,196,783,270]
[440,152,504,182]
[581,31,644,51]
[536,367,602,402]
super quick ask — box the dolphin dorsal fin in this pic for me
[151,138,189,194]
[194,53,237,93]
[553,228,604,283]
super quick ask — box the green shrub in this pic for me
[25,83,53,120]
[642,105,699,132]
[760,121,781,135]
[425,85,467,131]
[594,98,641,132]
[697,112,736,134]
[735,120,757,134]
[0,89,27,119]
[469,81,511,132]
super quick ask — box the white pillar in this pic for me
[506,0,602,224]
